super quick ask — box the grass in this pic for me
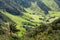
[0,10,28,37]
[49,11,60,16]
[24,2,43,15]
[0,10,60,37]
[46,11,60,23]
[0,10,42,37]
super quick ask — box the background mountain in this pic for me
[0,0,60,15]
[0,0,60,40]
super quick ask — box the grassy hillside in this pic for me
[0,0,60,40]
[0,10,42,37]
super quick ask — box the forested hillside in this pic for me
[0,0,60,40]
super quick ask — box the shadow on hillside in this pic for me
[0,1,24,16]
[54,0,60,8]
[37,0,51,14]
[14,0,38,8]
[18,0,51,14]
[0,12,15,23]
[0,0,52,15]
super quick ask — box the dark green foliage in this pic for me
[0,22,10,40]
[22,18,60,40]
[52,18,60,24]
[10,23,20,33]
[0,21,19,40]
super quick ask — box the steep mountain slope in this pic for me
[0,12,14,22]
[0,0,60,40]
[0,0,26,15]
[0,0,60,15]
